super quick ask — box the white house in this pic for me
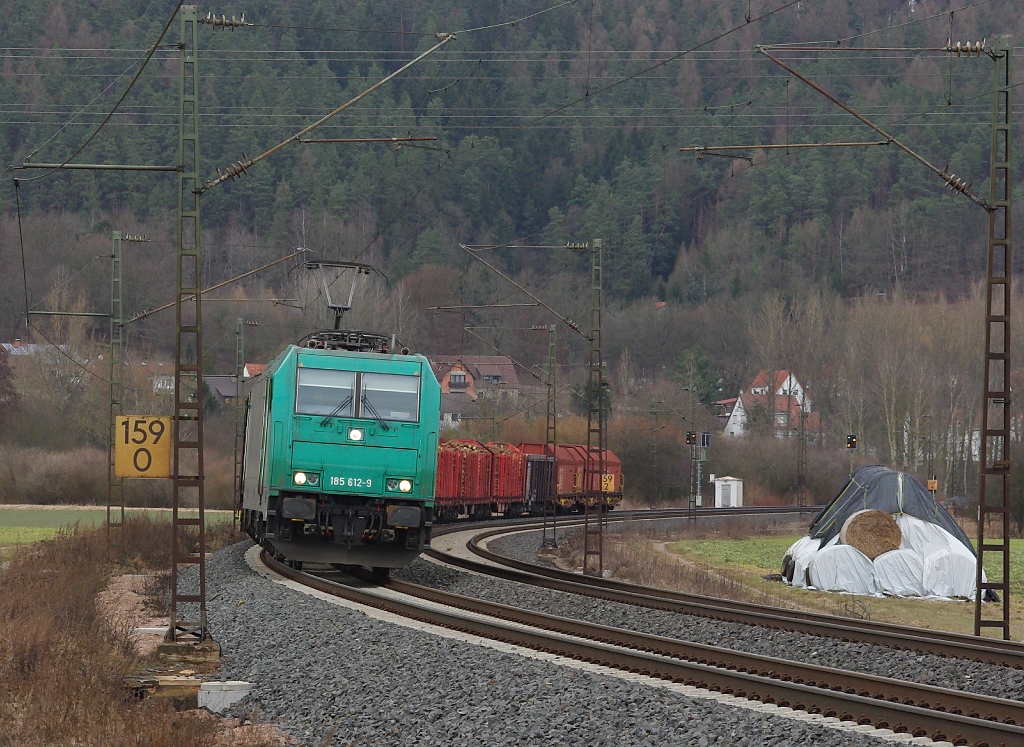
[717,370,820,437]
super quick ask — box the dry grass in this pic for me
[0,446,174,506]
[0,445,238,509]
[559,518,797,607]
[0,446,108,505]
[0,516,273,747]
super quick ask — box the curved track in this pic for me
[262,549,1024,747]
[427,510,1024,668]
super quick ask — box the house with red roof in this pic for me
[717,370,821,437]
[243,362,267,379]
[428,355,522,430]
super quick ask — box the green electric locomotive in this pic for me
[240,334,441,571]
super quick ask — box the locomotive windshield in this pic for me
[296,368,354,416]
[361,373,420,422]
[295,368,420,422]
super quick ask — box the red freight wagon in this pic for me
[435,443,461,500]
[485,442,525,500]
[485,442,526,516]
[450,439,492,504]
[516,443,623,509]
[435,440,495,520]
[559,445,622,500]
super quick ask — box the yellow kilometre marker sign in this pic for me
[115,416,172,478]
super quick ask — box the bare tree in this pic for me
[887,202,912,290]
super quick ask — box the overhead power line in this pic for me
[14,1,186,183]
[200,33,456,192]
[527,0,803,126]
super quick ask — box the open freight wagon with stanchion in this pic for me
[434,440,526,521]
[434,440,623,520]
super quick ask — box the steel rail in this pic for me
[376,577,1024,727]
[261,551,1024,747]
[425,521,1024,667]
[429,505,823,537]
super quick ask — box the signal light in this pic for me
[847,434,858,449]
[685,432,697,445]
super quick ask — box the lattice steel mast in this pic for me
[233,317,246,531]
[976,36,1013,639]
[541,324,558,549]
[580,239,606,577]
[167,5,209,644]
[797,406,808,512]
[106,231,125,549]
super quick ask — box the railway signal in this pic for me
[846,434,857,449]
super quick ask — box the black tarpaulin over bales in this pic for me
[807,465,974,556]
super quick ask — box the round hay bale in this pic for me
[840,509,902,560]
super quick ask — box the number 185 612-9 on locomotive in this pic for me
[240,333,441,573]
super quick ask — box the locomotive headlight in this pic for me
[348,427,364,442]
[306,473,320,487]
[398,479,413,493]
[293,471,308,485]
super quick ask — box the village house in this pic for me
[716,370,821,438]
[428,355,522,430]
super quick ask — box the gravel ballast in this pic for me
[394,527,1024,703]
[205,542,905,746]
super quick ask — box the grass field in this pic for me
[665,535,1024,635]
[0,506,234,547]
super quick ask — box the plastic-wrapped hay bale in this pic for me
[840,509,902,560]
[808,544,878,594]
[781,536,821,588]
[873,549,925,597]
[922,546,978,599]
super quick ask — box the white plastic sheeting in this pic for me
[873,549,925,597]
[786,535,821,589]
[923,546,977,599]
[784,513,980,599]
[808,544,878,594]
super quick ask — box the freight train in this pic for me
[240,331,441,573]
[433,439,623,522]
[238,335,622,571]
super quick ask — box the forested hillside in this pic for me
[3,0,1024,503]
[4,1,1020,301]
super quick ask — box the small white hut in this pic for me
[710,476,743,507]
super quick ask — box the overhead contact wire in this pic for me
[201,33,456,192]
[450,0,580,35]
[13,0,186,183]
[527,0,803,126]
[767,0,997,48]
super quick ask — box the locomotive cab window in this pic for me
[361,373,420,422]
[296,369,355,416]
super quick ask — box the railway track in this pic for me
[427,512,1024,668]
[261,550,1024,747]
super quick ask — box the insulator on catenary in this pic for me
[946,38,986,57]
[945,175,973,195]
[216,154,255,182]
[201,12,250,30]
